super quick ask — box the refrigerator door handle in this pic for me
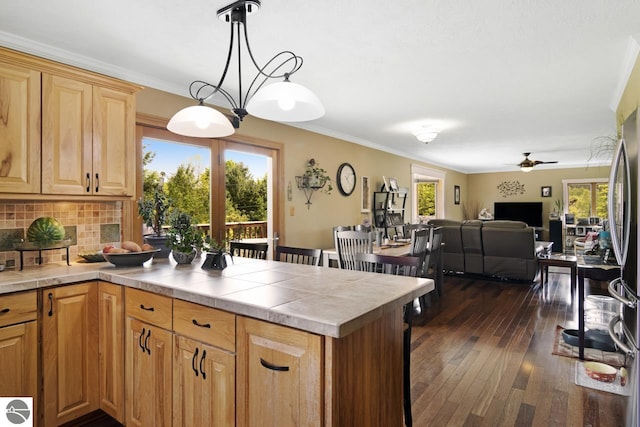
[608,315,637,357]
[608,277,638,308]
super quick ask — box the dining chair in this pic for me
[354,252,421,427]
[403,223,430,239]
[229,241,269,260]
[335,230,373,270]
[424,226,444,296]
[274,245,323,266]
[409,227,433,274]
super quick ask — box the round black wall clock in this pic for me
[337,162,356,196]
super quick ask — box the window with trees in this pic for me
[563,179,608,219]
[411,165,444,222]
[417,181,437,220]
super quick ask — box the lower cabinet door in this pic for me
[173,335,235,427]
[98,282,124,423]
[0,321,38,406]
[42,283,99,426]
[237,317,322,427]
[125,318,172,427]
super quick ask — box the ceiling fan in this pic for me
[517,152,558,172]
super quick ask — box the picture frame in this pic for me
[361,176,370,213]
[382,176,390,192]
[541,186,552,197]
[388,177,399,192]
[454,185,460,205]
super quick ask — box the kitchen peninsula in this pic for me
[0,257,432,426]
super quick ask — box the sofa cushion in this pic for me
[461,220,484,274]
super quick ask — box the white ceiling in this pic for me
[1,0,639,173]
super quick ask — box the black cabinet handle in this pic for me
[48,293,53,317]
[192,319,211,329]
[144,329,151,355]
[139,327,146,352]
[86,172,91,192]
[260,358,289,372]
[95,173,99,193]
[140,304,155,312]
[0,308,9,315]
[200,350,207,379]
[192,347,199,377]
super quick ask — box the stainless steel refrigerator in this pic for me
[608,110,638,427]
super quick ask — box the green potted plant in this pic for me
[167,211,203,264]
[137,173,172,257]
[300,158,332,193]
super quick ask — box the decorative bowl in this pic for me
[584,361,617,383]
[102,249,161,267]
[78,252,106,263]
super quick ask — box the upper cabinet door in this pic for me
[0,63,41,193]
[42,73,93,195]
[93,86,135,196]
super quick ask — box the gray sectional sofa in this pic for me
[427,219,543,281]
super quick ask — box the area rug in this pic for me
[552,325,626,368]
[575,361,631,396]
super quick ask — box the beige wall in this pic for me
[137,87,468,249]
[467,167,609,234]
[617,53,640,124]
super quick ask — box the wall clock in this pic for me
[337,162,356,196]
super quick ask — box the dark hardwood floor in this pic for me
[409,270,627,427]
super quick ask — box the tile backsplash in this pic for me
[0,201,122,268]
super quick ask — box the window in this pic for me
[411,165,444,222]
[563,179,608,220]
[417,181,437,220]
[136,118,283,255]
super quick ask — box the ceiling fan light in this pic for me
[520,166,534,172]
[167,105,235,138]
[247,80,325,122]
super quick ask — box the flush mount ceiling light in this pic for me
[167,0,324,138]
[413,126,439,143]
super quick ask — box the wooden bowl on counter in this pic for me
[584,361,617,383]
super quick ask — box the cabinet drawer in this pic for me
[0,290,37,328]
[125,288,172,330]
[173,299,236,352]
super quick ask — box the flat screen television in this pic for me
[493,202,543,227]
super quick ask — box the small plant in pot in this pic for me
[301,158,332,193]
[201,235,230,270]
[137,173,172,258]
[167,211,203,265]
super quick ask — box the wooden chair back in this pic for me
[275,246,323,266]
[229,241,269,260]
[354,252,422,277]
[335,230,373,270]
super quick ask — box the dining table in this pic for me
[322,239,444,293]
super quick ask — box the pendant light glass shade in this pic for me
[167,105,234,138]
[247,80,325,122]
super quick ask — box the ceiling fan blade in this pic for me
[533,160,558,165]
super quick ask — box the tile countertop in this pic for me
[0,257,434,339]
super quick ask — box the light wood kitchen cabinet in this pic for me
[172,299,236,427]
[42,282,99,426]
[237,316,323,427]
[0,291,38,410]
[125,288,173,427]
[173,336,236,427]
[42,73,135,196]
[0,61,41,193]
[98,281,124,423]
